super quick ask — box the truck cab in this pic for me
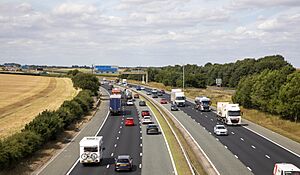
[225,104,241,125]
[273,163,300,175]
[195,96,211,112]
[175,92,186,107]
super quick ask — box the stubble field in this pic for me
[0,74,78,138]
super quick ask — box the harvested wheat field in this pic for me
[0,74,79,138]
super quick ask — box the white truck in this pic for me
[171,89,186,107]
[217,102,242,125]
[273,163,300,175]
[122,79,127,86]
[79,136,104,165]
[195,96,211,112]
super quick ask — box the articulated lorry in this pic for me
[216,102,242,125]
[110,94,122,115]
[171,89,186,107]
[195,96,211,112]
[79,136,104,165]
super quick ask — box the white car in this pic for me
[142,116,152,124]
[126,99,134,106]
[140,86,145,90]
[214,125,228,136]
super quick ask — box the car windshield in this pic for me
[144,117,151,120]
[117,159,129,163]
[217,126,226,129]
[84,147,98,152]
[228,111,241,116]
[176,97,185,100]
[202,101,210,106]
[284,172,300,175]
[148,125,157,128]
[126,118,133,121]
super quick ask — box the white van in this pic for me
[273,163,300,175]
[79,136,104,164]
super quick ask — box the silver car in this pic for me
[214,125,228,136]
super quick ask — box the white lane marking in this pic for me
[216,138,219,141]
[140,153,142,156]
[65,103,111,175]
[265,155,270,159]
[140,130,142,134]
[111,153,114,157]
[224,146,228,149]
[205,115,207,118]
[122,118,124,121]
[118,131,121,134]
[121,122,123,124]
[106,164,110,169]
[193,119,196,121]
[209,132,212,135]
[140,136,142,140]
[211,119,213,121]
[251,145,256,149]
[114,144,117,147]
[139,164,142,169]
[244,126,300,158]
[240,138,244,141]
[247,167,252,172]
[234,155,238,159]
[120,126,122,129]
[117,137,119,140]
[140,143,143,147]
[203,127,206,130]
[231,132,235,135]
[140,125,142,128]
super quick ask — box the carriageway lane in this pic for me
[69,85,142,175]
[134,97,175,175]
[157,90,300,175]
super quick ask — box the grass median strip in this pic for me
[140,96,192,175]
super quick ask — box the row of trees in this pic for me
[129,55,292,88]
[233,68,299,121]
[0,72,99,169]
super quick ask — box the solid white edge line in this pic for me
[161,102,221,175]
[147,102,179,175]
[243,127,300,158]
[65,93,111,175]
[38,87,110,175]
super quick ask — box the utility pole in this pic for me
[183,64,185,91]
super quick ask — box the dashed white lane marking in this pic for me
[140,130,142,134]
[118,131,121,134]
[247,167,252,172]
[140,125,142,128]
[140,143,143,147]
[122,118,124,121]
[203,127,206,130]
[106,164,110,169]
[224,146,228,149]
[111,153,114,157]
[265,155,270,159]
[140,136,142,140]
[240,138,244,141]
[120,126,122,128]
[139,164,142,169]
[114,144,117,147]
[251,145,256,149]
[117,137,119,140]
[216,138,219,141]
[231,132,235,135]
[205,116,207,118]
[209,132,212,135]
[140,153,142,156]
[121,122,123,124]
[211,119,213,121]
[234,155,238,159]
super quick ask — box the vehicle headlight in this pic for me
[81,153,88,160]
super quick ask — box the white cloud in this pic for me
[53,3,97,16]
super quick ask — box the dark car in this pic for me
[115,155,133,171]
[146,124,160,134]
[157,91,163,96]
[139,100,146,106]
[152,94,158,98]
[171,104,179,111]
[161,90,165,94]
[134,94,139,99]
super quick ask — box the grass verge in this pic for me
[140,96,192,175]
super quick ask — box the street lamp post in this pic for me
[183,64,185,91]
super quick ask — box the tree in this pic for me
[278,72,300,121]
[72,73,100,95]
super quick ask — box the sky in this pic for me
[0,0,299,67]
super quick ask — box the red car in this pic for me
[125,118,134,126]
[160,98,168,104]
[141,110,150,117]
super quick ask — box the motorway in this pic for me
[67,84,174,175]
[136,85,300,175]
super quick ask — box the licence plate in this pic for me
[120,164,127,167]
